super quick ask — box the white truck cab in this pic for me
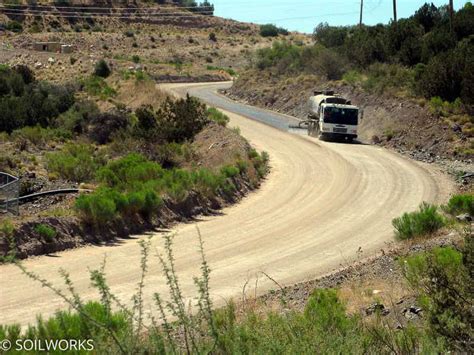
[307,91,361,142]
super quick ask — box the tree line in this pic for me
[313,2,474,109]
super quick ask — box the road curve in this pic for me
[0,82,454,326]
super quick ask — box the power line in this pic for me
[0,4,214,11]
[0,8,214,17]
[0,11,212,20]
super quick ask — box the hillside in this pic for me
[0,1,308,83]
[227,3,474,164]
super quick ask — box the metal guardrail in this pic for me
[0,172,19,216]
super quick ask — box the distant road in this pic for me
[0,82,453,326]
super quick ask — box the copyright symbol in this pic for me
[0,339,11,351]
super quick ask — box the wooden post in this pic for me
[393,0,397,23]
[359,0,364,27]
[449,0,454,31]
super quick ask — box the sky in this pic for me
[212,0,469,33]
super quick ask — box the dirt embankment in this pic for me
[0,123,265,260]
[226,71,473,165]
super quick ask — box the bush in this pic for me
[14,65,35,85]
[249,149,270,178]
[81,75,116,99]
[4,301,129,345]
[256,41,301,72]
[96,154,164,188]
[0,66,75,133]
[220,165,240,178]
[55,100,99,134]
[209,32,217,42]
[46,144,105,183]
[361,63,415,94]
[313,22,348,47]
[132,55,141,64]
[94,60,111,78]
[342,70,364,86]
[11,126,71,146]
[207,107,230,126]
[88,110,130,144]
[443,194,474,216]
[6,20,22,32]
[138,95,209,143]
[75,189,120,225]
[260,24,287,37]
[34,224,57,242]
[256,42,348,79]
[392,202,445,240]
[402,240,473,350]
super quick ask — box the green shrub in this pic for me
[55,100,100,134]
[134,70,148,82]
[256,41,301,72]
[75,189,119,225]
[81,75,116,100]
[220,165,240,178]
[0,219,16,262]
[256,42,347,79]
[443,194,474,216]
[11,126,71,146]
[46,144,104,183]
[342,70,364,86]
[362,63,415,94]
[135,95,209,143]
[94,60,111,78]
[88,110,130,144]
[0,220,14,237]
[260,24,287,37]
[192,168,223,197]
[34,224,57,242]
[209,32,217,42]
[249,149,270,178]
[0,66,75,133]
[6,20,23,32]
[207,107,230,126]
[0,301,129,347]
[313,22,348,48]
[392,202,445,240]
[401,241,473,350]
[97,154,164,188]
[132,55,141,64]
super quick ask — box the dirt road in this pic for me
[0,83,454,326]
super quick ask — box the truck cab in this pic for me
[307,91,361,142]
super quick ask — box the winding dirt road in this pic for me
[0,83,454,326]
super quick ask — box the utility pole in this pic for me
[449,0,454,31]
[393,0,397,23]
[359,0,364,27]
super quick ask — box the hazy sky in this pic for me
[212,0,469,33]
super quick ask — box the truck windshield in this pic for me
[324,107,358,125]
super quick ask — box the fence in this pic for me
[0,172,19,216]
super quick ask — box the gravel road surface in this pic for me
[0,82,454,326]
